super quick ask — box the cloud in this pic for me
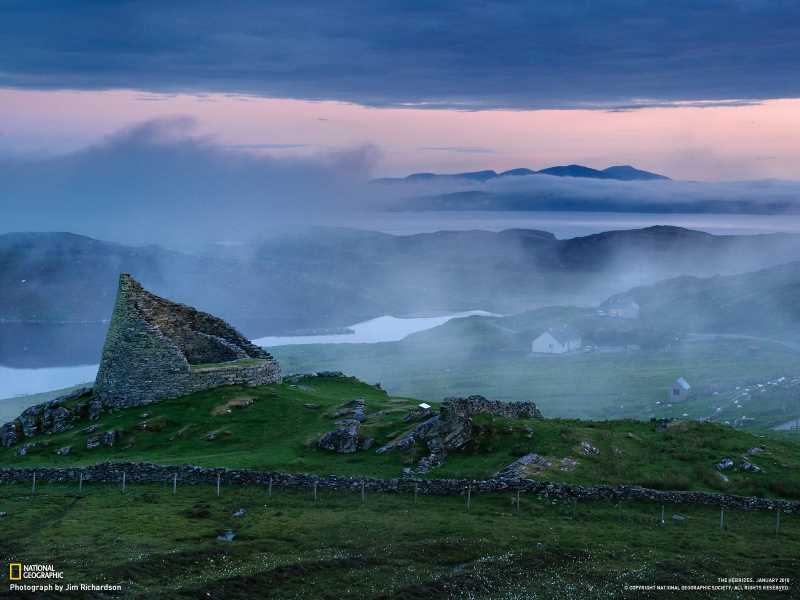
[401,172,800,214]
[418,146,495,154]
[1,2,799,110]
[0,117,379,244]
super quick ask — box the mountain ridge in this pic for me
[372,163,670,184]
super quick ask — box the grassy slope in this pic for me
[0,483,798,599]
[2,376,800,500]
[272,339,800,429]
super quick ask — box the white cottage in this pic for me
[531,326,582,354]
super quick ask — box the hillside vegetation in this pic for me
[3,375,800,500]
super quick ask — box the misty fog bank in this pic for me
[4,117,800,247]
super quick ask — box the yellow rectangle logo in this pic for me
[9,563,22,581]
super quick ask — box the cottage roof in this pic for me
[539,325,581,345]
[675,377,691,390]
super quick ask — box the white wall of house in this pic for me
[531,332,581,354]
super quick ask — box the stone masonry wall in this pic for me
[1,462,796,514]
[93,274,281,408]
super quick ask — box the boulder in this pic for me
[497,453,552,479]
[0,421,21,448]
[318,419,360,454]
[739,460,763,473]
[715,458,734,471]
[102,430,120,447]
[55,446,72,456]
[86,436,101,450]
[232,508,246,518]
[216,529,236,542]
[579,441,600,456]
[88,401,103,421]
[16,443,35,456]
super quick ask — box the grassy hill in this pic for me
[4,375,800,500]
[618,261,800,339]
[273,338,800,430]
[3,376,800,598]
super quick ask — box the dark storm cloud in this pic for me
[1,1,799,109]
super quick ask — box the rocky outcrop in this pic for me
[93,274,281,408]
[377,395,542,474]
[0,386,93,448]
[318,420,360,454]
[318,399,367,453]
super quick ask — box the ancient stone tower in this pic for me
[93,274,281,408]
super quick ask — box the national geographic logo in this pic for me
[7,563,64,580]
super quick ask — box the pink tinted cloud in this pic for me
[0,89,798,181]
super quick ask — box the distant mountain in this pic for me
[4,226,800,358]
[372,164,670,184]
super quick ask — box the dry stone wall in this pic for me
[0,462,796,514]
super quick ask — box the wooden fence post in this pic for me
[466,485,471,512]
[78,472,83,494]
[216,473,221,497]
[313,481,318,503]
[361,481,366,505]
[122,472,127,494]
[172,473,177,495]
[31,472,36,494]
[268,477,273,498]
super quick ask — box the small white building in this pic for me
[531,326,582,354]
[600,298,640,319]
[668,377,692,402]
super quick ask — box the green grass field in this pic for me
[272,339,800,429]
[0,482,798,599]
[3,375,800,500]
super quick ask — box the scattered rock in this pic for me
[0,512,7,518]
[16,443,35,457]
[358,437,375,451]
[88,400,103,421]
[216,529,236,542]
[672,513,688,523]
[318,419,360,454]
[579,441,600,456]
[716,472,729,483]
[55,446,72,456]
[1,421,21,448]
[559,458,579,472]
[739,460,763,473]
[303,403,321,410]
[86,435,101,450]
[140,413,151,419]
[81,425,99,434]
[333,398,366,422]
[205,432,218,441]
[232,508,246,518]
[497,453,552,479]
[715,458,734,471]
[746,447,764,456]
[102,430,119,447]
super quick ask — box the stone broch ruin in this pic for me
[93,273,281,407]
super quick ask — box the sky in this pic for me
[1,1,799,181]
